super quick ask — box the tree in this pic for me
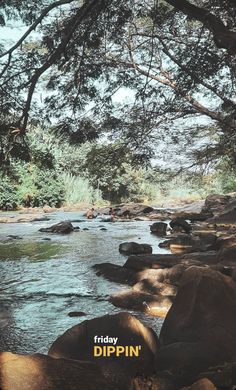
[0,0,235,169]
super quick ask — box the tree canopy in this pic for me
[0,0,235,169]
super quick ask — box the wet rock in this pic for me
[169,234,217,254]
[83,227,89,230]
[48,312,159,385]
[73,226,80,231]
[110,290,172,317]
[68,311,87,317]
[119,242,152,255]
[39,221,74,234]
[150,222,167,236]
[0,352,118,390]
[124,254,182,271]
[100,228,107,231]
[6,235,22,239]
[41,237,51,241]
[93,263,134,284]
[157,267,236,385]
[170,218,192,234]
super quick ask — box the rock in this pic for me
[100,228,107,231]
[124,254,182,271]
[93,263,134,284]
[133,279,177,297]
[150,222,167,236]
[198,362,236,388]
[119,242,152,255]
[110,290,173,317]
[83,227,89,230]
[39,221,74,234]
[48,312,159,384]
[133,375,175,390]
[6,235,22,239]
[214,235,236,250]
[157,267,236,385]
[181,251,218,265]
[169,218,192,234]
[217,245,236,266]
[112,204,154,218]
[185,378,217,390]
[202,194,232,216]
[0,352,118,390]
[68,311,87,317]
[169,234,217,254]
[73,226,80,231]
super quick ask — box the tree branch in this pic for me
[165,0,236,54]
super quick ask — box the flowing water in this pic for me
[0,211,168,354]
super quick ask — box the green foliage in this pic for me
[0,175,18,210]
[62,173,104,205]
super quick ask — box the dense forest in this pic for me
[0,0,235,208]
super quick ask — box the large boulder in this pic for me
[39,221,74,234]
[133,279,177,297]
[202,194,232,216]
[150,222,168,236]
[156,267,236,385]
[0,352,118,390]
[48,312,159,384]
[119,242,152,255]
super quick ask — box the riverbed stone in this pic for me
[0,352,118,390]
[202,194,232,216]
[39,221,74,234]
[119,242,152,255]
[48,312,159,385]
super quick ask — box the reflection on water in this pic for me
[0,212,167,354]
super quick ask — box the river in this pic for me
[0,211,168,354]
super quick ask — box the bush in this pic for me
[0,175,19,210]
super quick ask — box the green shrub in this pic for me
[0,175,19,210]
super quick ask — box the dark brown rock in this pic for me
[48,312,159,384]
[93,263,134,284]
[157,267,236,385]
[170,218,192,234]
[198,362,236,388]
[150,222,168,236]
[202,194,232,216]
[124,254,182,271]
[119,242,152,255]
[0,352,118,390]
[217,245,236,266]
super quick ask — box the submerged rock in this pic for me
[150,222,167,236]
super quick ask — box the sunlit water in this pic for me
[0,211,168,354]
